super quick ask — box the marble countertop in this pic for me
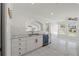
[11,33,43,39]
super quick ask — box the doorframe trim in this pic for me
[1,3,6,56]
[1,3,2,56]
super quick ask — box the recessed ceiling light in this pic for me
[32,3,35,5]
[50,12,54,15]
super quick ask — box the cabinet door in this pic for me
[26,37,36,52]
[12,39,19,47]
[35,36,43,49]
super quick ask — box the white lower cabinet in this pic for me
[12,46,20,56]
[11,35,43,56]
[26,37,36,52]
[36,36,43,49]
[12,38,26,56]
[26,35,43,52]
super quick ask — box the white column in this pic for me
[4,3,13,56]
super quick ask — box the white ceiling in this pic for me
[12,3,79,23]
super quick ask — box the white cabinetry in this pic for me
[35,36,43,49]
[11,35,43,56]
[26,35,43,53]
[26,37,36,52]
[12,37,26,56]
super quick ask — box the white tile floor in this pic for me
[25,44,65,56]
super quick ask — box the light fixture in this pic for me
[32,3,35,5]
[50,12,54,15]
[8,8,12,19]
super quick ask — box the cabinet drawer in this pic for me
[12,38,25,42]
[12,47,19,56]
[18,42,26,47]
[12,46,26,56]
[12,50,24,56]
[18,38,25,42]
[12,41,19,47]
[12,39,19,43]
[12,39,25,47]
[12,51,19,56]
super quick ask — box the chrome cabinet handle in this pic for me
[19,43,21,45]
[19,52,21,55]
[19,39,21,41]
[19,48,21,50]
[35,39,38,43]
